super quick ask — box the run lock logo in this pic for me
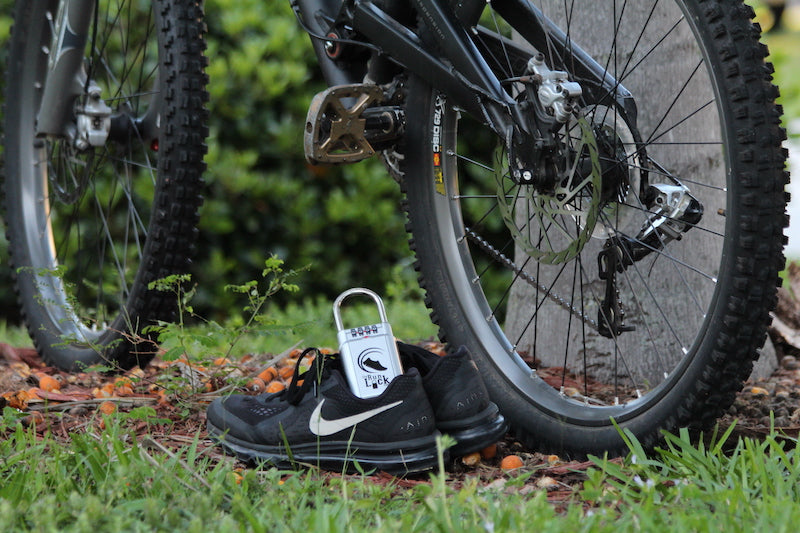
[334,288,405,399]
[338,323,404,399]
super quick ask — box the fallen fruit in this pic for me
[114,385,134,396]
[246,377,266,393]
[480,443,498,460]
[22,411,45,427]
[266,381,286,394]
[37,374,61,393]
[461,452,481,466]
[278,366,295,380]
[99,401,116,415]
[257,367,278,382]
[535,476,559,490]
[500,454,524,471]
[114,376,133,388]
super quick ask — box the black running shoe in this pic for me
[397,342,508,457]
[206,349,441,474]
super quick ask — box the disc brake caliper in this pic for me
[508,54,583,189]
[74,82,113,150]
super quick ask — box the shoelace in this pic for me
[284,347,336,406]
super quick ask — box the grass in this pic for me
[0,320,34,348]
[2,409,800,532]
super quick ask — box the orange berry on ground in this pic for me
[22,411,45,427]
[99,401,116,415]
[265,381,286,394]
[278,366,295,380]
[156,391,170,405]
[280,358,298,370]
[10,390,31,409]
[480,443,498,460]
[26,388,42,400]
[257,367,278,382]
[213,357,231,366]
[461,452,481,466]
[115,385,134,396]
[246,378,266,393]
[500,454,524,471]
[38,375,60,392]
[288,348,303,359]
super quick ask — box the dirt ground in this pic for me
[2,268,800,504]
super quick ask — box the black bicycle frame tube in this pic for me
[293,0,369,86]
[352,0,519,136]
[346,0,635,140]
[36,0,96,138]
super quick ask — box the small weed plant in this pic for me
[142,256,302,396]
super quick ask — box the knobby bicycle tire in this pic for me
[400,0,788,456]
[2,0,209,370]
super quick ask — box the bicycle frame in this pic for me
[37,0,635,148]
[293,0,636,139]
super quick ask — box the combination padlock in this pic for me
[333,288,404,399]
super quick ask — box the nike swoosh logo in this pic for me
[309,399,403,437]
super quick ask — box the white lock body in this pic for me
[334,288,403,398]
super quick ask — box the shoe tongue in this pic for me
[398,342,437,373]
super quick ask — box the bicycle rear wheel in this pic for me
[2,0,208,370]
[401,0,787,455]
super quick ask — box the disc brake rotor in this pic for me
[496,115,602,265]
[580,105,642,239]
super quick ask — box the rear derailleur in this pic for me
[597,181,704,338]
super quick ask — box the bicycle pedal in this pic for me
[304,84,385,165]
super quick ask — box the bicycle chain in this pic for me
[463,227,599,330]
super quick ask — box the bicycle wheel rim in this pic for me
[404,0,765,427]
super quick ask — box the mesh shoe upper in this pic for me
[397,342,492,424]
[206,351,437,447]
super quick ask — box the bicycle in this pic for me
[2,0,788,457]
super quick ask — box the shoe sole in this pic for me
[437,403,509,457]
[207,423,444,475]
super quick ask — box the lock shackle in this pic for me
[333,288,388,331]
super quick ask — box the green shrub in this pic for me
[0,1,415,325]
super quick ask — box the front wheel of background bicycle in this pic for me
[400,0,788,456]
[2,0,208,371]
